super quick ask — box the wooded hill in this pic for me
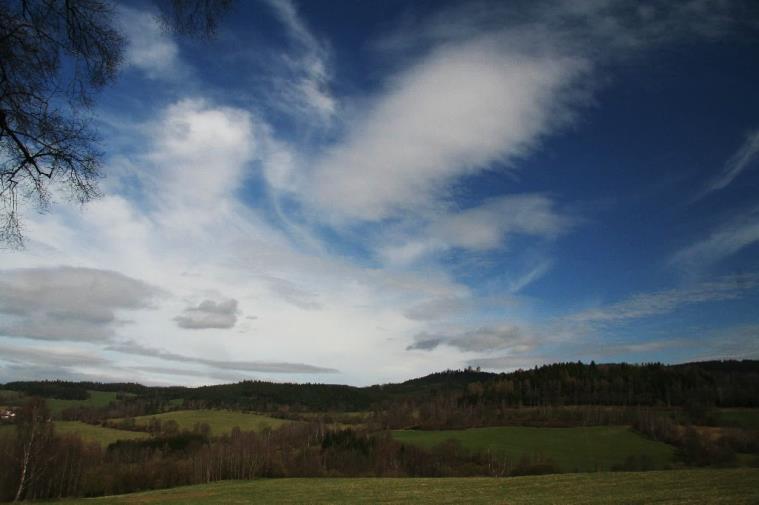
[3,360,758,412]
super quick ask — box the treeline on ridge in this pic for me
[3,360,758,414]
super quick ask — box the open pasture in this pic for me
[55,421,150,447]
[718,408,759,430]
[0,422,148,447]
[47,391,123,416]
[56,468,759,504]
[393,425,675,471]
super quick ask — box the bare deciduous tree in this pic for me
[13,398,54,502]
[0,0,124,248]
[158,0,234,38]
[0,0,232,248]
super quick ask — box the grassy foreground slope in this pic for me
[58,468,759,505]
[126,409,290,435]
[393,426,675,471]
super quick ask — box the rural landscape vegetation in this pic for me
[2,0,759,503]
[1,361,759,502]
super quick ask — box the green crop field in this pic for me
[393,425,675,471]
[126,409,291,435]
[55,468,759,504]
[47,391,122,416]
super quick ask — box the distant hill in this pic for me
[3,360,758,411]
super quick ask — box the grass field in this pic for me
[393,426,675,471]
[0,422,147,447]
[718,408,759,430]
[55,421,149,447]
[0,389,22,403]
[55,468,759,504]
[47,391,122,416]
[126,409,291,435]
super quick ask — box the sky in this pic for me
[1,0,759,387]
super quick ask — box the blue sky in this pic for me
[1,0,758,386]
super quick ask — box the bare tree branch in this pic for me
[0,0,232,247]
[0,0,122,247]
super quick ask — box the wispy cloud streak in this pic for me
[699,130,759,197]
[672,207,759,270]
[569,274,759,323]
[264,0,336,120]
[109,340,338,374]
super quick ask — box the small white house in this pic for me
[0,408,17,421]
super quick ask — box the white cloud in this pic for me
[303,34,587,222]
[431,195,570,249]
[175,298,239,329]
[0,267,161,341]
[408,324,537,353]
[146,99,255,210]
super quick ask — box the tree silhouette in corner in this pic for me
[0,0,232,247]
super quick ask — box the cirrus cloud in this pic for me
[300,33,588,222]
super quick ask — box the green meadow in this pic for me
[718,408,759,430]
[393,425,675,471]
[0,422,147,447]
[56,468,759,504]
[47,391,123,416]
[55,421,149,447]
[0,390,22,403]
[125,409,291,435]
